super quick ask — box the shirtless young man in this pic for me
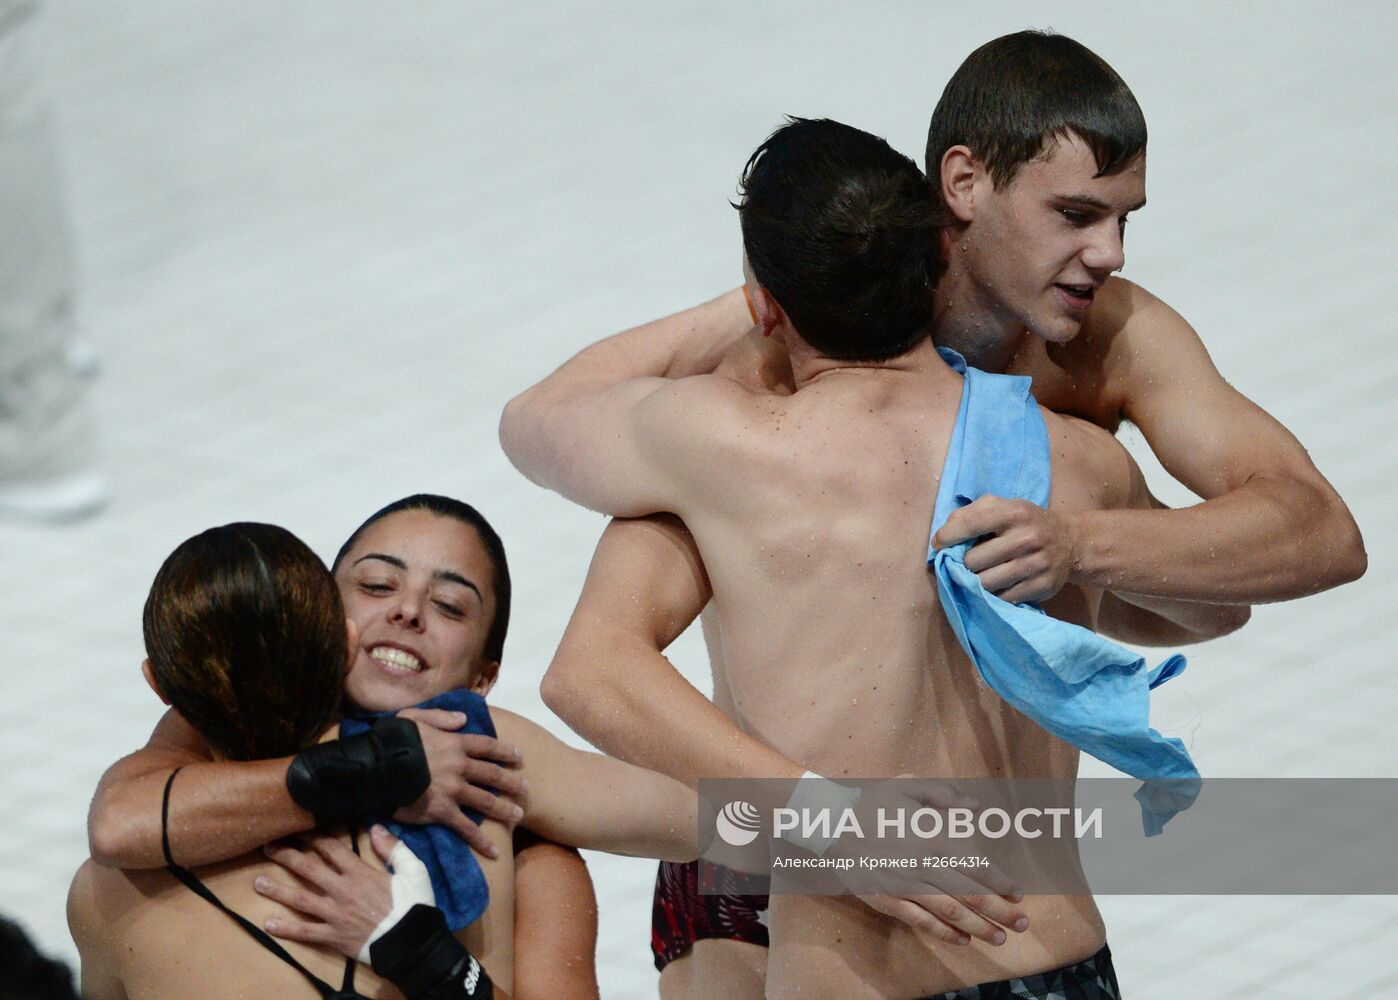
[72,499,699,998]
[518,30,1365,999]
[500,116,1255,998]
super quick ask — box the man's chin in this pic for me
[1031,313,1086,345]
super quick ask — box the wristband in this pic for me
[779,771,862,856]
[370,904,493,999]
[357,838,437,964]
[286,717,430,828]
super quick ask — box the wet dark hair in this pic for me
[925,30,1146,195]
[143,523,345,762]
[737,117,939,362]
[332,494,511,665]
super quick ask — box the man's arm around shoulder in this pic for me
[500,290,759,516]
[1073,414,1253,644]
[1079,278,1365,601]
[939,277,1365,605]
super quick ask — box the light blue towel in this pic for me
[926,348,1200,835]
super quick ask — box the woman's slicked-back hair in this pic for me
[738,117,939,362]
[142,523,346,761]
[925,30,1147,195]
[332,494,511,665]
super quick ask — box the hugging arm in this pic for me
[1091,426,1253,645]
[543,514,805,787]
[1087,284,1365,603]
[87,708,309,869]
[492,706,697,862]
[498,289,753,515]
[259,827,504,999]
[88,704,526,868]
[937,280,1365,605]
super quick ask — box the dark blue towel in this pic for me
[340,688,494,930]
[926,348,1201,834]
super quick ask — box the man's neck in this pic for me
[784,332,954,391]
[933,228,1030,373]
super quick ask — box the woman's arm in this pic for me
[494,708,698,862]
[512,831,600,999]
[87,708,309,868]
[89,705,527,868]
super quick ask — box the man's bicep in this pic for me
[501,375,677,516]
[506,374,741,517]
[1119,296,1328,498]
[573,515,711,647]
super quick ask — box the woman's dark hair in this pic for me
[738,117,939,362]
[332,494,511,665]
[142,523,346,761]
[925,30,1147,194]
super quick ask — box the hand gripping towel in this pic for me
[341,688,495,929]
[926,348,1200,834]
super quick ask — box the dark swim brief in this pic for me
[922,943,1119,1000]
[650,859,770,971]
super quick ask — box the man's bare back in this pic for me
[650,331,1148,994]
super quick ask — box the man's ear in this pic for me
[343,619,360,674]
[742,254,785,337]
[141,658,171,706]
[470,660,500,698]
[940,144,982,224]
[748,282,785,338]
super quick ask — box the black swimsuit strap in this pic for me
[337,834,363,995]
[161,767,365,1000]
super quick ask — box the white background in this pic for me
[2,3,1395,997]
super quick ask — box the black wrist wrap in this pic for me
[285,716,430,828]
[370,904,493,999]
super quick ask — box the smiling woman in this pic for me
[331,495,512,713]
[76,493,705,999]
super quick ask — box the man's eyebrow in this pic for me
[353,553,407,570]
[1057,193,1147,213]
[434,570,483,602]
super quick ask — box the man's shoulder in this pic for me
[1079,277,1194,359]
[661,369,787,411]
[1040,407,1137,512]
[642,372,798,472]
[1052,278,1207,420]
